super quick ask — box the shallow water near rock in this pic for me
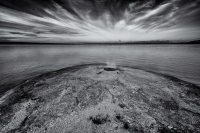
[0,44,200,91]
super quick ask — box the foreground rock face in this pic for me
[0,65,200,133]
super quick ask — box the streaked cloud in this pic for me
[0,0,200,43]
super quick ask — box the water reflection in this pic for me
[0,44,200,86]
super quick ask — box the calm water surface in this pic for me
[0,44,200,88]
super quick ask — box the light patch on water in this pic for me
[106,61,116,69]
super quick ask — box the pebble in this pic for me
[113,124,118,129]
[57,113,63,116]
[168,125,173,129]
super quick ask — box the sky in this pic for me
[0,0,200,43]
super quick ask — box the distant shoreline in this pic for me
[0,40,200,45]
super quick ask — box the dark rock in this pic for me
[90,114,109,125]
[119,103,126,109]
[104,68,116,71]
[123,122,130,129]
[116,114,122,120]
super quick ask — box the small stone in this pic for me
[168,125,173,129]
[71,111,78,116]
[57,113,63,116]
[113,124,118,129]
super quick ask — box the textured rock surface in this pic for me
[0,64,200,133]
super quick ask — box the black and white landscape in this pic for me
[0,0,200,133]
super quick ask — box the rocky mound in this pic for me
[0,64,200,133]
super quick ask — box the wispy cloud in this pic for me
[0,0,200,42]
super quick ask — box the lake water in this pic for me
[0,44,200,89]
